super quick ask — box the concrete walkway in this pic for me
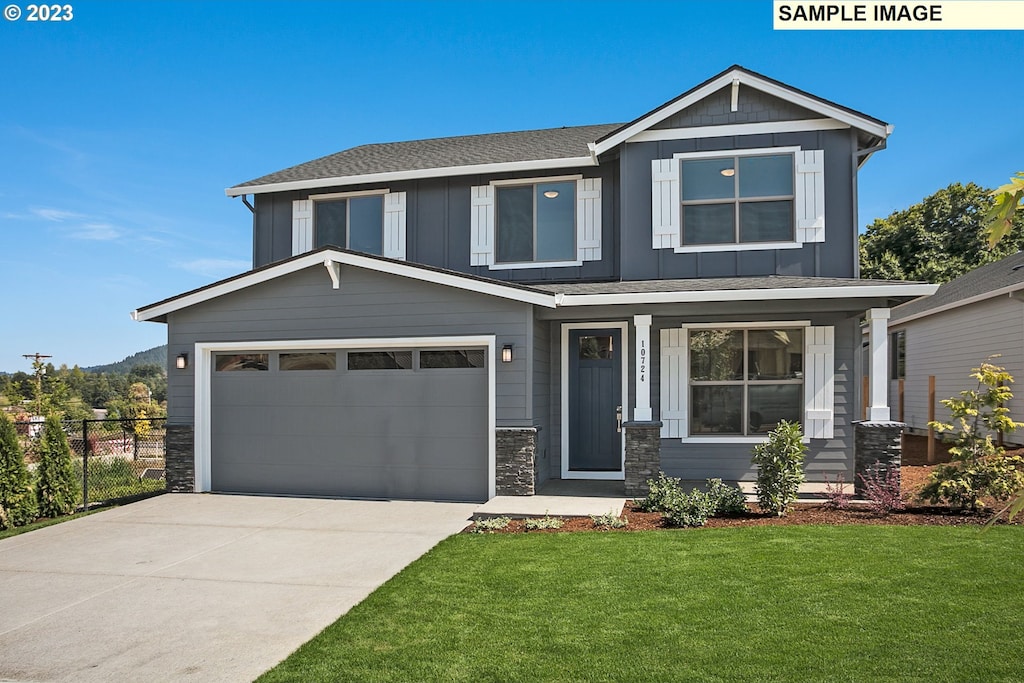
[476,479,627,518]
[0,494,477,683]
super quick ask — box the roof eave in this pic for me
[557,283,938,307]
[890,282,1024,326]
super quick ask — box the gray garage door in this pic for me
[210,347,488,502]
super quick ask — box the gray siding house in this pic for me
[134,66,935,502]
[889,252,1024,443]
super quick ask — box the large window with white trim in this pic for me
[496,181,576,263]
[315,195,385,254]
[689,328,803,435]
[681,153,794,246]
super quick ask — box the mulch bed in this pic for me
[468,463,1024,534]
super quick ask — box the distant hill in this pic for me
[84,345,167,374]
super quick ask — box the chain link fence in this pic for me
[15,417,166,510]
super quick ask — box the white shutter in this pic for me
[804,325,835,439]
[470,185,495,266]
[652,158,681,250]
[576,177,602,262]
[660,327,688,438]
[382,191,407,261]
[795,149,825,243]
[292,199,313,256]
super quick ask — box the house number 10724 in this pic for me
[639,340,646,382]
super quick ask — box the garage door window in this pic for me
[280,352,337,371]
[215,354,269,372]
[420,349,486,369]
[347,351,413,370]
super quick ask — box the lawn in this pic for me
[259,525,1024,682]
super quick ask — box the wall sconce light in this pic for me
[176,353,189,370]
[501,344,513,363]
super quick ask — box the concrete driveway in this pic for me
[0,494,477,682]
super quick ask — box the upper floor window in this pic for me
[496,181,576,263]
[315,195,385,254]
[681,154,794,246]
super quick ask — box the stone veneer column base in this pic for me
[495,428,537,496]
[166,424,195,493]
[854,421,904,498]
[624,421,662,498]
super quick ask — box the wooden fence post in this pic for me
[927,375,936,464]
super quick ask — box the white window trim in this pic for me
[193,335,497,499]
[675,320,812,444]
[489,174,584,270]
[672,147,801,254]
[309,188,390,201]
[311,191,388,251]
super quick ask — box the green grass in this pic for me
[0,509,102,541]
[259,526,1024,683]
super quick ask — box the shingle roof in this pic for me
[890,252,1024,323]
[231,123,621,191]
[533,276,925,295]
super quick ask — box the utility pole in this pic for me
[22,353,52,416]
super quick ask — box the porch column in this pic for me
[633,314,652,421]
[866,307,891,422]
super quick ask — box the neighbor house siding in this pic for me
[166,265,532,426]
[890,295,1024,440]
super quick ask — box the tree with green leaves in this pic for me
[0,412,36,529]
[860,182,1024,283]
[35,415,78,517]
[986,172,1024,248]
[751,421,806,516]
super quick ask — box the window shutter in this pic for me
[576,177,602,262]
[292,199,313,256]
[470,185,495,266]
[652,158,681,250]
[795,150,825,243]
[804,325,835,439]
[382,191,407,261]
[660,327,687,438]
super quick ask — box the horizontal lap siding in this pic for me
[893,297,1024,437]
[166,266,530,425]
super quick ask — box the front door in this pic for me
[568,328,623,473]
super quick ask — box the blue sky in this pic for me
[1,0,1021,372]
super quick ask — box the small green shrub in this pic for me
[470,516,511,533]
[751,420,807,516]
[636,472,685,512]
[921,455,1024,511]
[590,510,628,529]
[0,412,36,529]
[663,489,714,528]
[524,514,564,531]
[705,478,748,515]
[35,415,78,517]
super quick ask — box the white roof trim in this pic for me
[593,69,890,156]
[131,249,558,321]
[556,283,938,307]
[889,282,1024,327]
[626,118,848,143]
[226,156,597,197]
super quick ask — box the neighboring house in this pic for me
[133,66,935,502]
[888,252,1024,444]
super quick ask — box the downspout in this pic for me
[851,136,889,279]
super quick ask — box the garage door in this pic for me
[210,347,488,501]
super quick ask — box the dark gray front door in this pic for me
[568,328,622,471]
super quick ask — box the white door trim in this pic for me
[560,321,629,480]
[194,335,497,499]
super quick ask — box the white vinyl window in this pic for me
[496,181,576,264]
[315,195,385,254]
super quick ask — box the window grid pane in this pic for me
[348,196,384,254]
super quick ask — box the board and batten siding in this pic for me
[890,295,1024,439]
[165,265,533,427]
[653,316,857,483]
[532,317,552,486]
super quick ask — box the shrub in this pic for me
[35,416,78,517]
[470,516,511,533]
[705,478,748,515]
[923,362,1024,510]
[663,490,714,528]
[823,474,853,510]
[524,514,564,531]
[590,510,628,529]
[751,420,807,516]
[0,412,36,529]
[636,472,685,512]
[859,466,906,515]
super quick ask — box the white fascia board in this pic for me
[889,282,1024,327]
[557,283,938,307]
[225,156,597,197]
[132,249,558,322]
[593,70,889,156]
[626,118,848,143]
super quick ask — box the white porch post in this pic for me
[866,308,891,421]
[634,315,652,421]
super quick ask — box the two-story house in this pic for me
[133,66,935,502]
